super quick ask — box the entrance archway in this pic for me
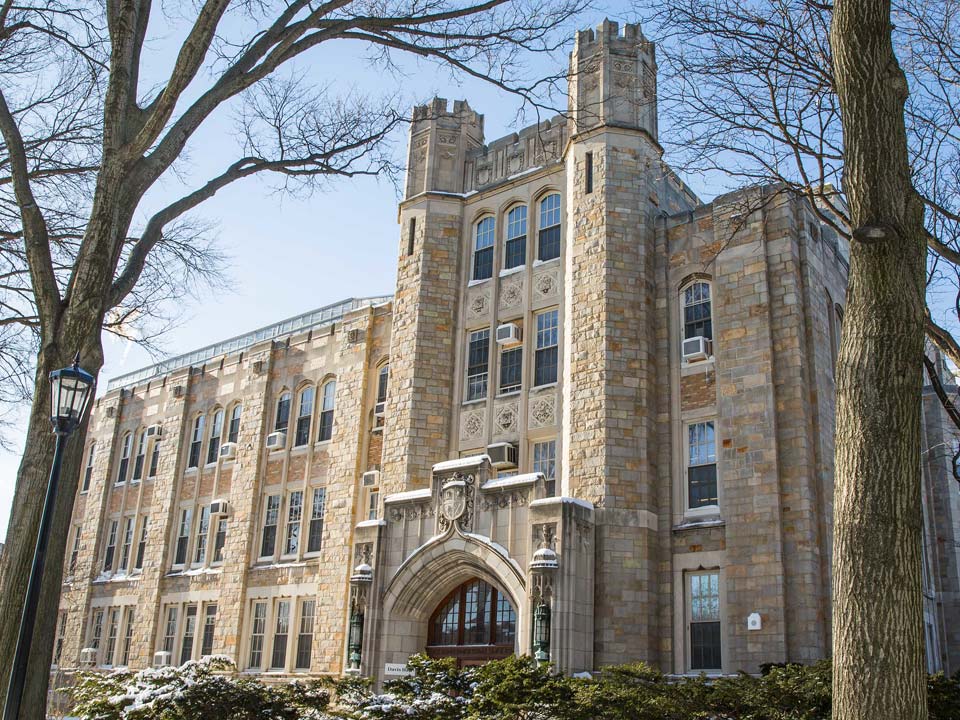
[426,578,517,666]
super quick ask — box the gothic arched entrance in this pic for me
[426,578,517,666]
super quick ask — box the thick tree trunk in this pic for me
[830,1,929,719]
[0,335,103,718]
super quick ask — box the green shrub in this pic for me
[928,672,960,720]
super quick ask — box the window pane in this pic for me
[499,347,522,393]
[271,601,290,669]
[180,605,197,665]
[495,593,516,646]
[260,495,280,558]
[201,604,217,656]
[228,405,242,444]
[504,206,527,269]
[275,393,291,432]
[538,194,561,261]
[296,600,315,670]
[533,440,557,496]
[248,602,267,669]
[432,595,460,646]
[194,506,210,564]
[690,572,721,670]
[467,330,490,401]
[683,282,713,340]
[473,218,495,280]
[308,488,326,553]
[163,607,177,655]
[463,581,492,645]
[535,310,559,386]
[285,491,303,555]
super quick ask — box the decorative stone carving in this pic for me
[460,408,485,441]
[499,276,524,311]
[528,393,556,429]
[437,133,458,145]
[494,401,519,434]
[481,490,529,511]
[533,270,559,299]
[436,471,477,534]
[508,151,524,174]
[467,290,490,319]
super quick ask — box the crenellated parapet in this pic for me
[405,98,484,197]
[463,116,567,193]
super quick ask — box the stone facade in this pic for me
[53,19,960,690]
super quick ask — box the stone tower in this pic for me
[563,20,665,666]
[381,100,484,495]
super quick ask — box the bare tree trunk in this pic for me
[830,0,929,718]
[0,335,103,717]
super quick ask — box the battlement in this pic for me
[410,97,484,134]
[464,115,567,191]
[574,19,646,50]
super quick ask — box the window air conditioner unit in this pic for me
[682,336,712,362]
[146,424,162,438]
[362,470,380,487]
[495,323,522,346]
[210,499,229,515]
[266,431,286,450]
[374,401,386,418]
[219,442,236,460]
[486,442,518,469]
[79,648,98,668]
[153,650,172,668]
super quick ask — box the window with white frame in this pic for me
[504,205,527,270]
[295,387,314,447]
[275,392,291,433]
[367,489,379,521]
[307,488,326,553]
[68,524,81,575]
[132,430,146,482]
[134,516,148,570]
[148,435,160,477]
[194,506,210,564]
[318,381,336,442]
[295,600,315,670]
[103,520,118,572]
[207,409,224,464]
[228,404,242,444]
[260,495,281,559]
[688,571,721,671]
[54,611,67,666]
[534,309,559,386]
[687,421,718,510]
[248,601,268,669]
[89,608,104,655]
[188,415,204,469]
[158,600,217,664]
[466,329,490,401]
[116,433,131,484]
[118,516,134,572]
[284,491,303,556]
[213,517,227,563]
[472,217,495,281]
[499,344,522,394]
[201,604,217,656]
[162,607,178,655]
[174,508,192,566]
[82,442,95,492]
[180,605,197,665]
[374,364,388,428]
[104,607,120,666]
[538,194,561,261]
[533,440,557,496]
[271,601,291,670]
[683,281,713,342]
[245,597,318,673]
[120,608,135,666]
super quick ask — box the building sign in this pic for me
[384,663,413,676]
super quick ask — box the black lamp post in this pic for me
[3,354,94,720]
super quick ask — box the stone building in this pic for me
[53,20,960,686]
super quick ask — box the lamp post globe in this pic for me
[3,353,94,720]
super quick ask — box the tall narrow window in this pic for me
[472,217,495,281]
[194,506,210,564]
[374,365,388,428]
[248,601,267,669]
[307,488,326,553]
[228,404,242,444]
[275,392,291,433]
[318,381,336,442]
[687,421,718,509]
[683,282,713,341]
[368,490,379,521]
[103,520,118,572]
[82,443,95,491]
[180,605,197,665]
[534,310,559,386]
[201,604,217,656]
[538,194,561,261]
[132,430,146,482]
[294,387,314,447]
[54,611,68,666]
[121,608,135,666]
[105,608,120,666]
[285,491,303,556]
[213,517,227,563]
[499,346,522,394]
[148,437,160,477]
[116,433,131,484]
[271,601,290,670]
[296,600,315,670]
[188,415,204,469]
[68,525,82,575]
[584,151,593,194]
[207,409,223,464]
[118,517,134,571]
[466,329,490,401]
[260,495,281,558]
[89,609,104,653]
[533,440,557,496]
[162,607,178,655]
[504,206,527,270]
[407,216,416,256]
[174,508,192,566]
[135,516,148,570]
[689,571,721,670]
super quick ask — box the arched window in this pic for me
[188,415,205,468]
[132,430,146,482]
[275,392,291,433]
[207,409,224,464]
[682,281,713,341]
[318,381,336,442]
[116,434,131,484]
[428,579,516,656]
[472,217,495,281]
[504,206,527,270]
[295,386,314,447]
[228,404,242,444]
[82,442,96,492]
[538,194,561,261]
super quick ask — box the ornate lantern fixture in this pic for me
[347,561,373,670]
[529,534,558,665]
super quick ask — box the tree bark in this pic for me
[830,0,929,719]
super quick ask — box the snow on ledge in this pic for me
[384,488,432,504]
[481,472,543,491]
[433,454,491,472]
[498,265,524,278]
[356,519,386,528]
[529,496,594,511]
